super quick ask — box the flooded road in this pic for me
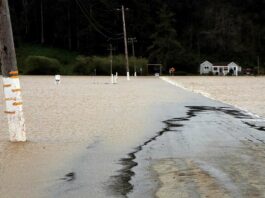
[0,76,265,197]
[122,106,265,197]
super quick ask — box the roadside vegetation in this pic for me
[16,44,148,75]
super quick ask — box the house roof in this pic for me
[201,60,212,65]
[201,61,241,67]
[212,62,240,66]
[212,62,230,66]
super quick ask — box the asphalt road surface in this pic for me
[0,77,265,198]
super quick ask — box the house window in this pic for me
[224,67,228,71]
[204,66,209,69]
[213,67,217,71]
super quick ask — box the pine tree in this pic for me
[148,4,183,69]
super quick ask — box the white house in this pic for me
[200,61,213,74]
[200,61,242,76]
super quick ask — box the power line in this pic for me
[75,0,109,39]
[75,0,120,40]
[79,0,114,35]
[75,0,123,40]
[88,9,123,36]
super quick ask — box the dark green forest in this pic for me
[8,0,265,74]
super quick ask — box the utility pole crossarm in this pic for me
[0,0,26,142]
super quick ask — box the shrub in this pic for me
[72,56,94,75]
[25,56,62,75]
[208,71,214,76]
[92,56,110,74]
[72,55,149,75]
[129,57,149,75]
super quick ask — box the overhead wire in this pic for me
[82,0,123,36]
[75,0,123,40]
[79,0,120,35]
[75,0,110,39]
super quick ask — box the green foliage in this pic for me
[72,56,93,75]
[129,56,149,75]
[16,44,78,74]
[10,1,265,74]
[73,55,148,75]
[25,56,62,75]
[148,5,183,69]
[16,44,148,75]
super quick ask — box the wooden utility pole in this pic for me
[121,5,130,80]
[128,37,137,76]
[67,0,72,50]
[108,43,115,84]
[108,43,113,75]
[257,56,260,75]
[0,0,26,141]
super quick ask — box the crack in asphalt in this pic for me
[109,106,264,197]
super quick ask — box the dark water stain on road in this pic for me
[243,121,265,132]
[109,106,264,197]
[61,172,76,182]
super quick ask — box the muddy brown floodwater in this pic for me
[164,76,265,118]
[0,76,188,198]
[0,76,265,198]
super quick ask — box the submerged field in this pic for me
[165,76,265,118]
[0,76,265,197]
[0,76,186,197]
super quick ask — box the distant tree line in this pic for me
[8,0,265,73]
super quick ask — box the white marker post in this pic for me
[0,0,26,142]
[111,74,114,84]
[114,72,118,84]
[55,74,61,85]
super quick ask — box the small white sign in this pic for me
[55,75,61,84]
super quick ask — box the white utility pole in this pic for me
[108,43,114,83]
[0,0,26,142]
[121,5,130,80]
[128,37,137,76]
